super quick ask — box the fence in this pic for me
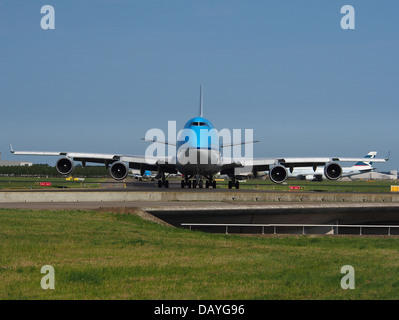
[181,223,399,236]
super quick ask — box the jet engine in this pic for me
[56,157,74,175]
[110,161,128,180]
[324,162,342,180]
[269,165,288,184]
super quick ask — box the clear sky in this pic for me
[0,1,398,171]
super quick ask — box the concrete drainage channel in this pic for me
[2,190,399,236]
[143,204,399,236]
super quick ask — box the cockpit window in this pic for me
[191,122,207,126]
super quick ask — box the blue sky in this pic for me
[0,1,398,171]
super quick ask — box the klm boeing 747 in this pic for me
[10,86,389,189]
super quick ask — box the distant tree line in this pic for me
[0,164,110,178]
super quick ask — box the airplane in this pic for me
[285,151,378,181]
[10,86,390,189]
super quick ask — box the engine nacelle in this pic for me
[56,157,74,175]
[110,161,128,180]
[269,165,288,184]
[324,162,342,180]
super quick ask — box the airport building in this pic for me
[0,152,32,167]
[350,170,398,180]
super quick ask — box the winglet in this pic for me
[10,144,14,154]
[385,150,391,161]
[199,84,203,117]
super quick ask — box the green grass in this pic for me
[0,177,104,190]
[218,178,398,193]
[1,209,399,300]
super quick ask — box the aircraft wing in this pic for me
[247,156,388,169]
[220,155,389,182]
[10,146,178,174]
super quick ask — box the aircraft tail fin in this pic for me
[199,84,203,117]
[354,151,377,166]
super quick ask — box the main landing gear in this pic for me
[181,175,217,189]
[157,172,169,188]
[157,174,239,189]
[157,179,169,188]
[227,176,240,189]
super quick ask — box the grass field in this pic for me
[1,209,399,300]
[220,178,398,193]
[0,177,104,190]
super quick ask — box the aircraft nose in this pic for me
[178,147,219,165]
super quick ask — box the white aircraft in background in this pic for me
[130,169,156,181]
[10,86,390,189]
[285,151,378,181]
